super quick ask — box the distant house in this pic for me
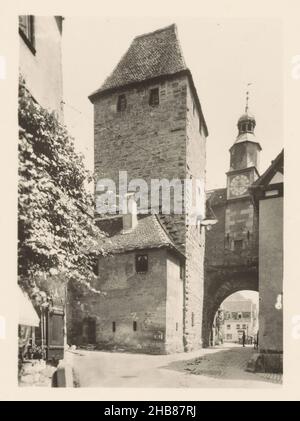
[223,299,258,343]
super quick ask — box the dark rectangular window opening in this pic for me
[149,88,159,106]
[133,321,137,332]
[117,94,127,112]
[176,322,178,332]
[19,15,35,53]
[180,263,185,280]
[191,312,195,327]
[112,321,116,333]
[234,240,243,251]
[135,254,148,273]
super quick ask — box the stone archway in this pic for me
[202,267,258,347]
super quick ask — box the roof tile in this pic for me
[90,24,187,97]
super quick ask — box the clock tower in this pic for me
[223,101,262,260]
[227,108,262,199]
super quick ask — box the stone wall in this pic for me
[19,16,63,119]
[203,193,259,347]
[258,196,283,353]
[165,253,184,353]
[184,83,206,351]
[67,249,184,354]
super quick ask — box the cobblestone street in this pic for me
[70,344,282,388]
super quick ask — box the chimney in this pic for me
[122,193,138,232]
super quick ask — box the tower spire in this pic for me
[245,82,252,113]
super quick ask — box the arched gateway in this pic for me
[203,106,261,347]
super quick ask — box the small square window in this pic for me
[117,94,127,112]
[227,324,231,330]
[149,88,159,106]
[135,254,148,273]
[236,324,240,329]
[242,324,247,329]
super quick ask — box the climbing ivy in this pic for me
[18,78,104,297]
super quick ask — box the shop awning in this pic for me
[18,285,40,327]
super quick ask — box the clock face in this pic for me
[230,175,250,196]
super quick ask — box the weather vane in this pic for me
[245,82,252,113]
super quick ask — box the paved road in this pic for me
[69,343,282,388]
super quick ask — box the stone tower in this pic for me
[225,110,261,258]
[89,24,208,351]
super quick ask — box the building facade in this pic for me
[68,204,186,353]
[249,150,283,372]
[19,15,64,119]
[223,299,258,343]
[18,15,65,363]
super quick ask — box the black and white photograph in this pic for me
[1,0,300,402]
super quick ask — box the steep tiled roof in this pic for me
[96,214,184,257]
[90,24,186,97]
[251,149,284,188]
[89,23,208,137]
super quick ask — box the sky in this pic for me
[62,17,283,191]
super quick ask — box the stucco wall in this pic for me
[259,196,283,353]
[165,253,184,352]
[19,16,63,119]
[68,249,172,353]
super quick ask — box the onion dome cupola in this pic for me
[227,87,262,199]
[229,87,262,174]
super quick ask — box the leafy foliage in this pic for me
[18,78,104,295]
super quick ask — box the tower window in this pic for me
[234,240,243,251]
[112,321,116,332]
[176,322,178,331]
[180,263,185,280]
[133,321,137,331]
[117,94,127,112]
[19,16,35,53]
[135,254,148,273]
[191,312,195,327]
[149,88,159,106]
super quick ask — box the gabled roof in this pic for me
[96,214,184,258]
[252,149,284,188]
[90,24,186,97]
